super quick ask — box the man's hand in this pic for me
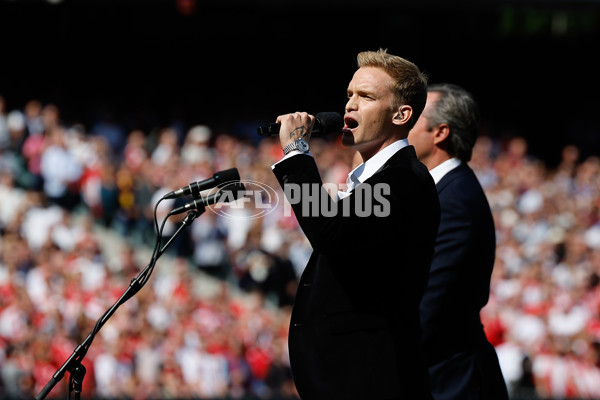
[276,112,315,149]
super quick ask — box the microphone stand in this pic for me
[35,209,202,400]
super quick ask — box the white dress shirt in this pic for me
[271,139,410,201]
[429,157,461,185]
[338,139,409,200]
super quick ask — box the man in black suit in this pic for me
[270,49,440,400]
[409,83,509,400]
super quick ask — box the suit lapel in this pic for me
[368,145,418,177]
[436,163,470,193]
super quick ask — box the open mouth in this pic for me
[343,117,358,133]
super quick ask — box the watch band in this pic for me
[282,141,297,155]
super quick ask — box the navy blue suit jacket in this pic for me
[274,147,439,400]
[419,163,508,400]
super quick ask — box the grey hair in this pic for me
[425,83,480,163]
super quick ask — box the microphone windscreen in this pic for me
[314,112,344,135]
[215,168,240,185]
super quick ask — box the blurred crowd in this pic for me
[0,95,599,399]
[474,137,600,399]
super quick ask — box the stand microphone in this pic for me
[163,168,240,199]
[171,182,246,215]
[35,180,244,399]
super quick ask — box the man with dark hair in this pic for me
[409,83,509,400]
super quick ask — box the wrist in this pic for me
[283,138,310,155]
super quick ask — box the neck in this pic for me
[358,136,405,163]
[424,152,452,171]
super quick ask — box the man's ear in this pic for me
[392,105,413,125]
[433,124,450,145]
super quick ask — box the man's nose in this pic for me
[345,95,357,112]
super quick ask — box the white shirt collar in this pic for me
[429,157,461,184]
[345,139,409,193]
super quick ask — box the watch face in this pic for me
[297,139,309,152]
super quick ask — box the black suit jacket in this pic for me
[273,146,440,400]
[419,163,508,400]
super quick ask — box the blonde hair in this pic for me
[357,49,428,129]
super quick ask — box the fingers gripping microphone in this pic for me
[257,112,343,137]
[163,168,240,199]
[171,182,246,215]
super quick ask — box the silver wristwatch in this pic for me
[283,138,310,155]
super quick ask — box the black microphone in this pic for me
[257,112,343,137]
[170,182,247,215]
[163,168,240,199]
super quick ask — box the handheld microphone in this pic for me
[257,112,343,137]
[170,182,246,215]
[163,168,240,199]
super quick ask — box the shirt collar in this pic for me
[347,139,409,189]
[429,157,461,184]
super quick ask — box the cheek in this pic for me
[407,130,420,146]
[365,112,388,133]
[409,132,430,156]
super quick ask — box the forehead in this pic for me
[348,66,394,93]
[427,91,441,103]
[422,91,441,115]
